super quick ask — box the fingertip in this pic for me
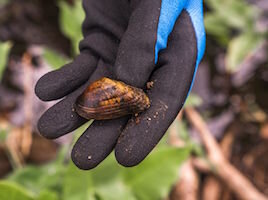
[35,63,82,101]
[35,71,59,101]
[114,117,155,167]
[37,108,86,140]
[37,114,57,139]
[115,145,143,167]
[35,53,98,101]
[114,97,176,168]
[71,146,100,170]
[71,118,128,170]
[37,86,88,139]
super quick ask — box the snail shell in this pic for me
[75,77,150,120]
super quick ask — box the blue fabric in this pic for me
[155,0,206,95]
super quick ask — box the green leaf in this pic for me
[191,142,205,157]
[0,128,8,141]
[43,48,70,70]
[95,178,136,200]
[204,13,230,45]
[58,0,84,55]
[8,163,64,194]
[0,42,11,80]
[178,120,190,142]
[226,32,263,73]
[0,0,9,6]
[123,147,191,200]
[185,94,203,108]
[0,181,34,200]
[167,118,189,143]
[205,0,258,30]
[63,146,190,200]
[36,190,59,200]
[62,155,136,200]
[62,163,95,200]
[90,156,137,200]
[5,144,190,200]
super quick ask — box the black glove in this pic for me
[35,0,206,170]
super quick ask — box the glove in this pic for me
[35,0,206,170]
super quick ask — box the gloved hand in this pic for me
[35,0,206,170]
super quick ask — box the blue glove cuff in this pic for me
[155,0,206,93]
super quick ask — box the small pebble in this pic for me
[146,81,154,89]
[135,117,140,124]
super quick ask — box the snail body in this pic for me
[75,77,150,120]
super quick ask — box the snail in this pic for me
[75,77,150,120]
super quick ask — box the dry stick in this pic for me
[170,160,199,200]
[21,52,33,158]
[202,177,222,200]
[4,52,34,169]
[202,125,236,200]
[185,107,268,200]
[219,128,236,199]
[5,128,24,169]
[169,112,199,200]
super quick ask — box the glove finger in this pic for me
[37,79,89,139]
[113,0,162,88]
[35,52,98,101]
[115,10,198,167]
[114,0,192,89]
[71,117,128,170]
[80,0,130,64]
[38,59,114,139]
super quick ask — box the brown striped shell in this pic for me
[75,77,150,120]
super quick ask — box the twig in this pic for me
[185,107,268,200]
[202,176,222,200]
[170,160,199,200]
[168,112,199,200]
[5,128,24,169]
[202,124,236,200]
[21,52,33,157]
[4,51,34,169]
[1,118,24,168]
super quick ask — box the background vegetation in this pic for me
[0,0,267,199]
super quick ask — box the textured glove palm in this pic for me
[35,0,206,170]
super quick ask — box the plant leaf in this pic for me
[226,32,263,73]
[0,181,34,200]
[8,163,64,194]
[90,155,137,200]
[205,0,258,30]
[36,190,59,200]
[204,13,230,45]
[122,147,191,200]
[0,42,11,80]
[0,0,9,6]
[185,94,203,108]
[43,48,70,70]
[62,163,95,200]
[58,0,84,55]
